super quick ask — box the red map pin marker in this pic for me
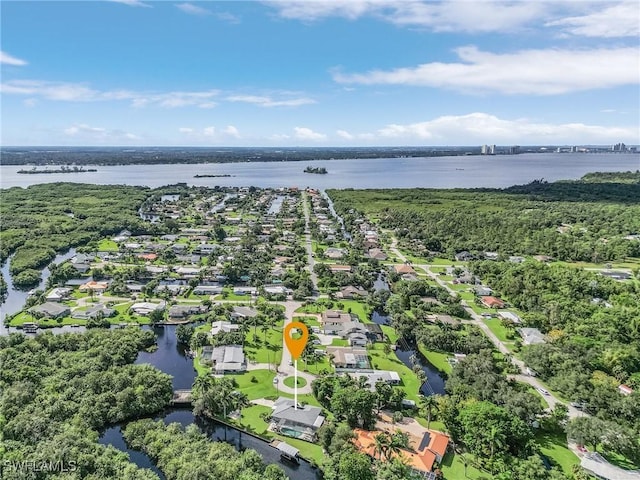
[284,322,309,360]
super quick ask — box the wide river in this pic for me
[2,153,639,189]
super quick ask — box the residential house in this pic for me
[481,296,506,309]
[325,248,345,259]
[201,345,246,373]
[71,304,115,320]
[231,306,259,320]
[174,266,200,278]
[79,281,109,294]
[168,305,203,321]
[326,346,370,370]
[29,302,70,319]
[70,253,93,273]
[352,428,450,479]
[619,384,634,396]
[475,286,493,296]
[519,327,546,345]
[483,252,500,260]
[347,370,401,390]
[498,311,521,324]
[211,321,240,336]
[321,310,354,334]
[600,270,632,281]
[367,248,387,261]
[45,287,72,302]
[394,264,416,275]
[270,397,325,442]
[329,264,352,273]
[509,256,526,263]
[130,302,165,316]
[193,285,223,295]
[336,285,368,299]
[455,251,474,261]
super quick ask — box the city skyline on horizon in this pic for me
[1,0,639,147]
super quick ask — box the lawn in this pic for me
[368,343,422,402]
[418,346,453,374]
[484,318,516,345]
[244,324,283,365]
[228,369,278,400]
[283,376,307,388]
[381,325,399,344]
[535,431,579,475]
[97,239,119,251]
[338,300,371,322]
[439,451,489,480]
[330,338,349,346]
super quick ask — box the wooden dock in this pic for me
[171,389,192,406]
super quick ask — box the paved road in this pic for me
[302,192,319,292]
[389,236,583,419]
[275,300,316,395]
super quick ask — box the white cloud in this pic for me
[223,125,241,138]
[546,2,639,38]
[336,129,354,140]
[23,98,38,108]
[266,1,548,33]
[1,51,28,66]
[176,3,211,16]
[110,0,152,7]
[294,127,327,141]
[333,46,640,95]
[0,80,220,108]
[384,0,547,33]
[372,112,638,144]
[64,123,140,142]
[226,94,316,107]
[178,125,242,142]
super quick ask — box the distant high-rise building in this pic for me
[481,144,488,155]
[612,142,627,152]
[489,145,496,155]
[509,146,520,154]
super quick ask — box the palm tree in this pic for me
[373,432,391,461]
[487,425,506,459]
[421,395,438,429]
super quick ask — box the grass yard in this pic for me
[536,431,579,475]
[97,239,119,251]
[244,325,283,365]
[330,338,349,346]
[440,451,488,480]
[381,325,399,344]
[484,318,517,349]
[368,343,422,402]
[418,346,453,374]
[338,300,371,322]
[283,376,307,388]
[228,369,278,400]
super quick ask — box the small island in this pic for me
[304,166,328,174]
[193,174,234,178]
[17,166,97,174]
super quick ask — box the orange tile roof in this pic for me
[352,429,448,474]
[394,264,415,274]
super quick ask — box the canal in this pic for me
[0,248,77,334]
[369,308,447,396]
[100,324,320,479]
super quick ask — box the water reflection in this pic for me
[395,339,447,396]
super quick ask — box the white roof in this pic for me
[276,442,299,458]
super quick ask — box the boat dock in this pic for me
[171,389,193,406]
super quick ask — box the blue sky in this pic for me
[1,0,639,146]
